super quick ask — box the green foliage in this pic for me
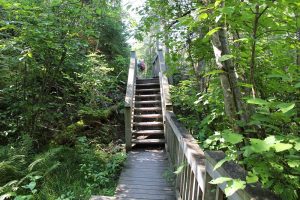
[141,0,300,198]
[0,0,128,144]
[0,0,128,199]
[0,137,126,199]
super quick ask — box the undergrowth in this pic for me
[0,135,126,200]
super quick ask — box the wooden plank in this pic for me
[117,193,175,200]
[90,196,115,200]
[135,94,161,98]
[133,121,163,126]
[134,107,162,111]
[125,51,136,107]
[115,150,175,199]
[116,188,174,195]
[124,107,132,151]
[132,139,165,144]
[134,114,162,118]
[135,83,160,87]
[133,129,164,135]
[117,184,173,191]
[135,88,160,92]
[205,151,280,200]
[165,111,206,192]
[203,173,217,200]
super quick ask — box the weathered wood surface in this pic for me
[125,51,136,151]
[165,111,206,200]
[90,196,115,200]
[205,151,280,200]
[115,149,176,200]
[125,51,137,107]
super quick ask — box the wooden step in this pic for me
[135,100,161,105]
[136,78,159,83]
[133,130,164,135]
[132,139,165,144]
[135,83,160,87]
[133,122,163,126]
[134,114,163,119]
[135,94,161,98]
[135,88,160,93]
[134,107,162,111]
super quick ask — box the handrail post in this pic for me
[125,51,137,152]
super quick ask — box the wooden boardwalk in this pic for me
[115,149,175,200]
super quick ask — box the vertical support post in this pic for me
[124,107,132,151]
[202,173,217,200]
[124,51,136,152]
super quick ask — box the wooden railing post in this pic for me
[124,51,137,152]
[203,173,218,200]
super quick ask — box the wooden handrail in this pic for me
[165,110,280,200]
[124,51,137,151]
[205,151,280,200]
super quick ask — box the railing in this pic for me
[165,111,280,200]
[124,49,279,199]
[124,51,137,151]
[152,50,173,131]
[152,50,279,200]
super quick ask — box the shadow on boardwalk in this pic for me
[115,149,175,200]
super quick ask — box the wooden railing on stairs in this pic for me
[151,50,280,200]
[124,50,279,199]
[124,51,137,151]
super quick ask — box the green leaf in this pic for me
[238,82,253,88]
[214,0,222,7]
[277,103,295,113]
[294,141,300,151]
[214,157,231,170]
[96,9,102,15]
[272,143,293,152]
[224,179,246,197]
[222,130,243,144]
[264,135,276,144]
[246,173,258,184]
[250,139,270,153]
[28,182,36,190]
[233,38,249,43]
[199,13,208,20]
[287,160,300,168]
[174,163,185,175]
[294,82,300,88]
[205,27,221,38]
[219,54,234,62]
[204,70,224,77]
[221,7,235,15]
[209,177,232,184]
[247,98,268,105]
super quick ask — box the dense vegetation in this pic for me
[1,0,299,199]
[0,0,128,199]
[138,0,299,199]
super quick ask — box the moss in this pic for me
[53,120,86,146]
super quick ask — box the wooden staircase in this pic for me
[132,78,165,146]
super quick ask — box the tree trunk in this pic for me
[211,28,248,132]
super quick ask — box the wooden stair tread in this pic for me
[133,130,164,134]
[136,78,158,81]
[135,94,161,98]
[133,122,163,126]
[135,83,160,87]
[134,114,162,118]
[135,100,161,104]
[134,107,162,111]
[132,139,165,144]
[136,88,160,92]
